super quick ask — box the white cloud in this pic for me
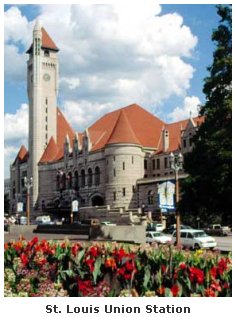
[4,103,28,140]
[61,100,115,130]
[168,96,201,122]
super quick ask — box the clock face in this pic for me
[43,73,50,81]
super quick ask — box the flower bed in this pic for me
[4,237,232,297]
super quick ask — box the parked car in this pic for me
[146,223,164,232]
[204,224,230,236]
[172,229,217,250]
[146,231,172,244]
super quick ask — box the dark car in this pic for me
[164,224,192,234]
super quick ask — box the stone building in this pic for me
[10,22,204,217]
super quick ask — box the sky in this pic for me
[4,2,220,179]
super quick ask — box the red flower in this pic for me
[4,243,8,250]
[113,248,127,261]
[205,288,216,297]
[20,253,29,266]
[78,279,93,296]
[161,265,167,273]
[211,281,221,292]
[85,257,95,272]
[179,263,187,270]
[124,273,131,280]
[71,244,81,256]
[210,266,217,279]
[171,284,180,297]
[189,267,204,284]
[105,258,117,270]
[218,258,227,275]
[158,285,165,296]
[89,246,99,257]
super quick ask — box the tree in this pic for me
[180,5,232,225]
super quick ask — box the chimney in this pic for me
[163,129,169,152]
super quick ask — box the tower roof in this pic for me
[12,145,28,165]
[41,27,59,51]
[26,26,59,54]
[107,110,141,146]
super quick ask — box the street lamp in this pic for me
[24,176,33,225]
[169,152,183,246]
[69,189,75,224]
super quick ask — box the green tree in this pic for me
[180,5,232,225]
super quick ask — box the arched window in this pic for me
[148,190,154,205]
[56,174,60,191]
[94,166,100,186]
[62,173,66,190]
[88,168,92,187]
[81,169,85,188]
[74,170,79,190]
[67,172,72,189]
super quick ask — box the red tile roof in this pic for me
[39,108,75,164]
[35,104,205,164]
[39,137,58,163]
[155,116,205,154]
[41,27,59,51]
[26,27,59,53]
[12,145,28,165]
[90,104,164,151]
[107,109,141,146]
[57,108,75,149]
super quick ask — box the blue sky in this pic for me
[4,3,220,178]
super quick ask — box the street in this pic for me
[214,235,232,252]
[4,225,232,252]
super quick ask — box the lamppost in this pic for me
[169,152,183,246]
[69,189,75,224]
[24,176,33,225]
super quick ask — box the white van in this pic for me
[172,229,217,250]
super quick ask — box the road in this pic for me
[4,225,232,252]
[214,235,232,252]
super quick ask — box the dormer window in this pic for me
[44,50,50,57]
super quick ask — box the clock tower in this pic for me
[26,19,59,208]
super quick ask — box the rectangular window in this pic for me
[45,98,48,105]
[45,116,48,122]
[144,159,147,169]
[132,156,134,164]
[123,162,125,170]
[122,188,126,197]
[152,159,155,170]
[113,192,116,201]
[114,168,116,177]
[45,133,48,140]
[132,185,135,193]
[157,158,160,169]
[45,107,48,113]
[113,156,115,161]
[164,157,168,168]
[45,125,48,131]
[183,139,187,148]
